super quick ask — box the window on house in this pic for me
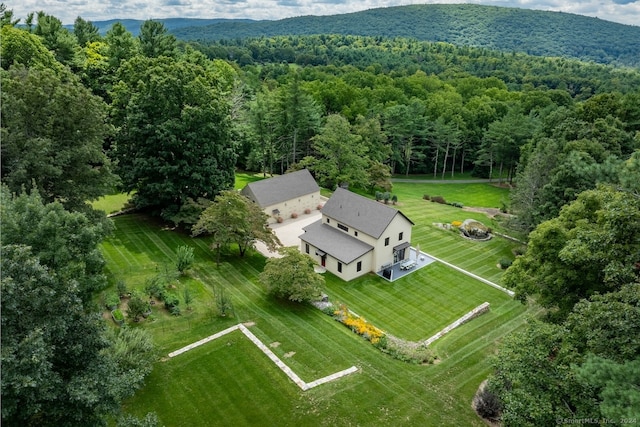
[337,262,342,273]
[305,243,309,254]
[399,232,403,240]
[385,237,390,246]
[326,218,330,223]
[357,261,362,272]
[337,223,348,232]
[354,231,358,237]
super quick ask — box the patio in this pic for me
[377,247,435,282]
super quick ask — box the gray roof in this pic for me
[299,220,373,264]
[321,188,414,239]
[240,169,319,208]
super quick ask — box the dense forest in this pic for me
[168,5,640,68]
[1,4,639,425]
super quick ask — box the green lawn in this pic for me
[99,176,531,426]
[234,171,270,190]
[324,263,514,341]
[392,181,509,210]
[91,192,134,214]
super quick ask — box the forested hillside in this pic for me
[193,34,640,97]
[171,5,640,68]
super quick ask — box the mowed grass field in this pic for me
[98,178,531,426]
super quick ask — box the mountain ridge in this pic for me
[85,5,640,67]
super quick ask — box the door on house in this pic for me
[393,248,406,263]
[321,255,326,267]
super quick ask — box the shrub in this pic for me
[451,202,463,208]
[499,258,513,269]
[117,280,128,297]
[514,246,527,256]
[127,293,151,322]
[472,382,502,422]
[431,195,447,204]
[374,337,436,364]
[291,212,298,219]
[304,208,311,214]
[182,286,193,310]
[391,195,398,205]
[163,292,180,310]
[423,194,430,200]
[276,216,283,223]
[106,292,120,310]
[169,306,181,316]
[145,277,164,300]
[382,192,391,204]
[175,245,194,275]
[375,191,383,201]
[317,204,323,210]
[215,286,233,317]
[451,220,462,227]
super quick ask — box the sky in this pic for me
[8,0,640,27]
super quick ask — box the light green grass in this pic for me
[392,181,509,209]
[102,177,531,426]
[234,171,269,190]
[91,192,133,214]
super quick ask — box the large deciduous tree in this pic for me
[504,185,640,320]
[1,244,120,426]
[192,190,280,262]
[0,186,111,303]
[111,55,237,219]
[260,247,324,303]
[488,283,640,426]
[0,25,60,70]
[1,65,115,211]
[1,187,155,425]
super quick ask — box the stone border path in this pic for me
[167,323,358,391]
[423,302,490,346]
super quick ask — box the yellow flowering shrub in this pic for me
[451,220,462,227]
[333,304,384,344]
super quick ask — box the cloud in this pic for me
[8,0,640,26]
[163,0,191,6]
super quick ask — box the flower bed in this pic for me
[332,304,383,344]
[324,303,436,364]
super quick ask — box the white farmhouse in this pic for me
[240,169,321,224]
[299,188,414,281]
